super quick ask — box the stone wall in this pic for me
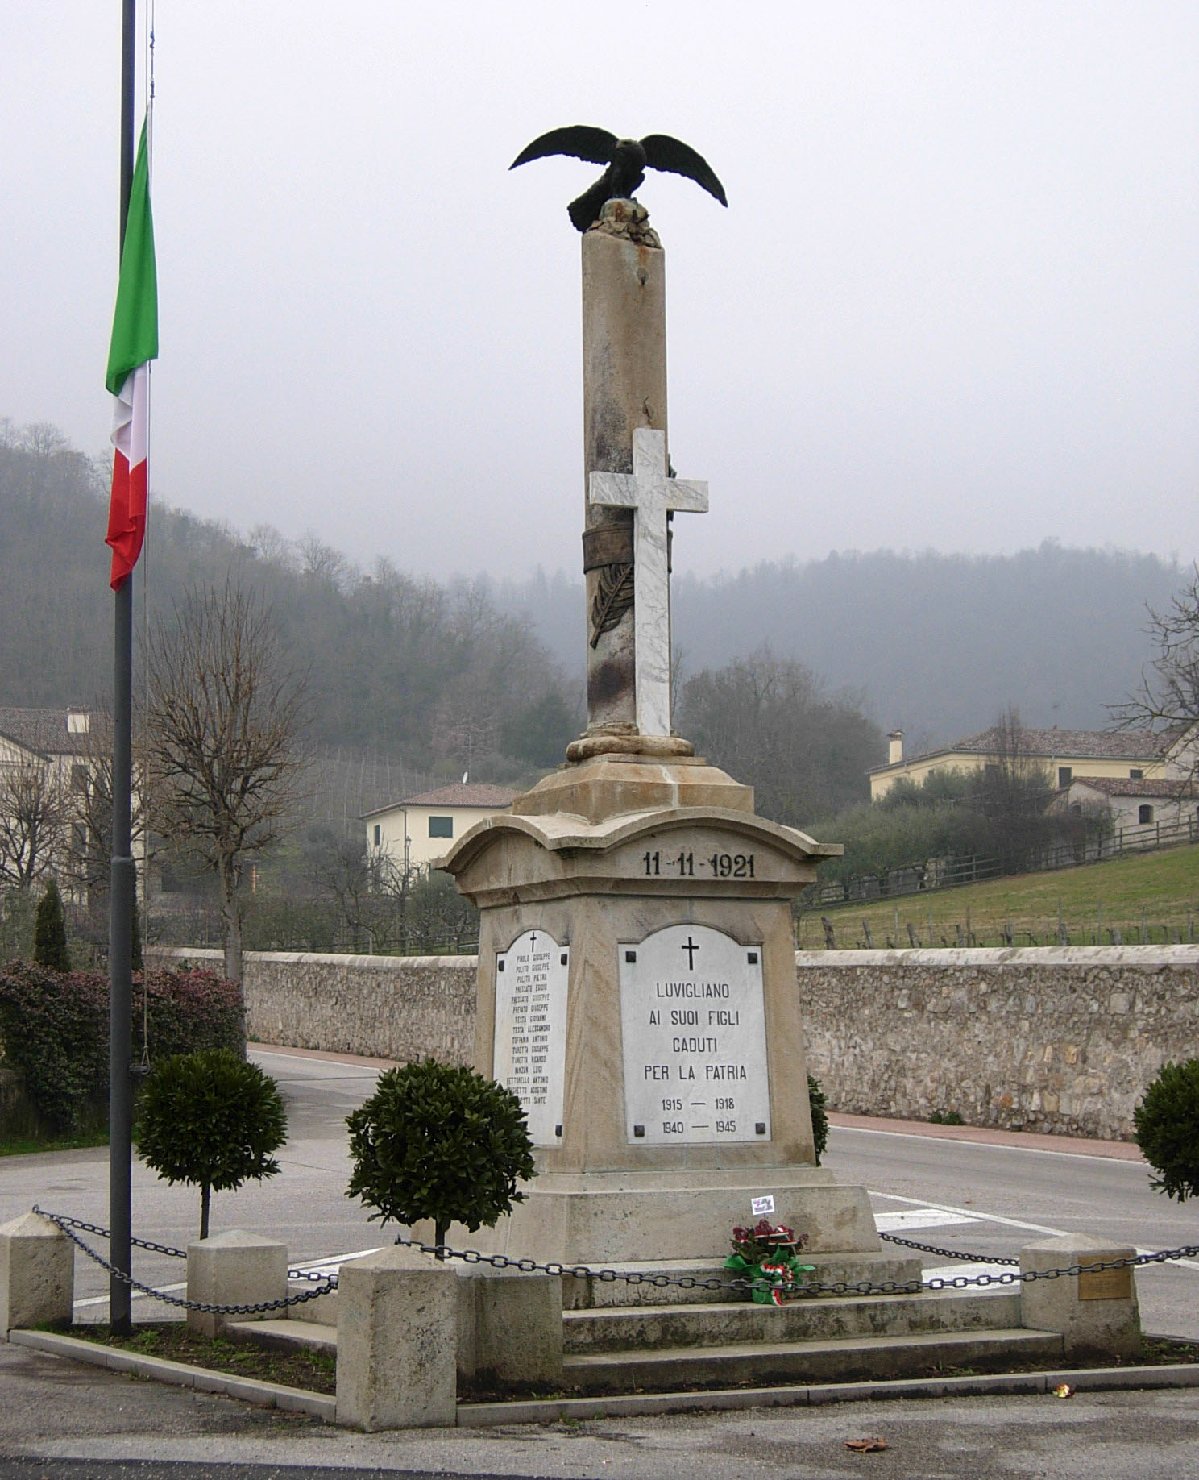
[798,946,1199,1142]
[151,944,1199,1141]
[148,949,477,1066]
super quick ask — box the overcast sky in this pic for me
[5,2,1197,583]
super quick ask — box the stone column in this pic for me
[186,1229,288,1338]
[579,202,672,745]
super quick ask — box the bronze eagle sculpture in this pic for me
[510,126,727,232]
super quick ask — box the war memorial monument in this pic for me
[443,130,884,1268]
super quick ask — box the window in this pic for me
[1057,766,1072,788]
[428,815,454,839]
[1130,769,1143,780]
[1138,804,1154,825]
[373,823,381,846]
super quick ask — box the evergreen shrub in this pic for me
[0,963,244,1137]
[808,1073,829,1165]
[33,879,71,971]
[136,1048,287,1237]
[1135,1059,1199,1203]
[347,1058,535,1250]
[0,964,106,1134]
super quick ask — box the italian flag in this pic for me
[105,118,158,591]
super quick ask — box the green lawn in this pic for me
[797,842,1199,950]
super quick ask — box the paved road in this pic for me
[5,1045,1199,1476]
[8,1046,1195,1337]
[824,1121,1199,1341]
[2,1337,1199,1479]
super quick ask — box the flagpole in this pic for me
[109,0,137,1338]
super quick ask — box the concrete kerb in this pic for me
[7,1326,1199,1429]
[6,1328,337,1420]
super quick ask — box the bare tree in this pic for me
[313,836,410,954]
[0,756,72,890]
[971,707,1056,873]
[1111,565,1199,779]
[144,576,309,984]
[58,712,156,934]
[677,648,882,825]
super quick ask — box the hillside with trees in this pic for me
[0,422,581,795]
[2,418,1188,799]
[494,546,1185,755]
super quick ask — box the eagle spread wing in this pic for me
[640,135,727,206]
[511,125,728,231]
[510,126,617,170]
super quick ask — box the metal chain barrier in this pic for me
[32,1206,1199,1310]
[32,1207,337,1316]
[393,1231,1199,1300]
[880,1230,1021,1265]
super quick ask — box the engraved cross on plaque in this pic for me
[589,427,708,737]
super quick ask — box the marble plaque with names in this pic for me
[619,924,770,1146]
[494,929,568,1146]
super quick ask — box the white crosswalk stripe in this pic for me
[872,1199,1014,1285]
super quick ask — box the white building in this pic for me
[363,783,517,879]
[0,706,102,893]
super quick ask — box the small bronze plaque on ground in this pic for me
[1078,1257,1133,1301]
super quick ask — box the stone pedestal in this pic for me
[1020,1235,1142,1359]
[336,1245,457,1431]
[456,1266,563,1389]
[0,1211,74,1334]
[186,1229,288,1337]
[443,756,880,1265]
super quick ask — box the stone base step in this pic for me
[564,1290,1021,1353]
[562,1251,924,1309]
[225,1318,337,1357]
[561,1327,1064,1393]
[287,1284,341,1326]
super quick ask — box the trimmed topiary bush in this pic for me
[347,1058,536,1251]
[136,1048,287,1237]
[33,878,70,971]
[1134,1059,1199,1203]
[808,1073,829,1165]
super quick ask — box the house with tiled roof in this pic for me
[868,724,1171,803]
[0,706,97,767]
[1057,774,1199,839]
[0,706,105,891]
[362,782,517,879]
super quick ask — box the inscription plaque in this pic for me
[619,923,770,1145]
[494,929,568,1146]
[1077,1258,1133,1302]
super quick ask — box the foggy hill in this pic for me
[492,545,1186,754]
[2,421,1187,770]
[0,423,579,792]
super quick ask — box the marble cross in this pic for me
[589,428,708,737]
